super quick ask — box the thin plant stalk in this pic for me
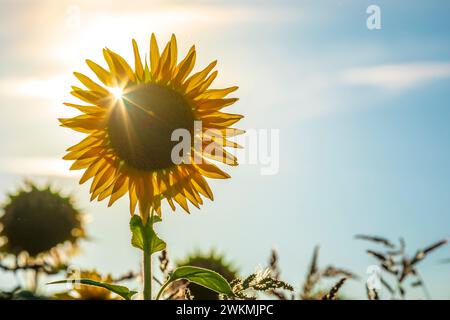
[155,280,170,300]
[415,270,431,300]
[143,212,154,300]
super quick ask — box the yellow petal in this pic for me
[152,197,162,216]
[103,48,136,85]
[156,39,172,82]
[70,158,95,170]
[150,33,160,77]
[59,115,105,133]
[201,146,238,166]
[129,181,138,215]
[66,134,103,152]
[144,60,151,83]
[216,127,246,137]
[63,102,105,115]
[86,59,114,87]
[195,86,238,100]
[187,70,218,97]
[181,180,202,208]
[183,189,200,209]
[190,171,214,200]
[70,146,105,161]
[183,60,217,92]
[70,88,104,105]
[195,98,239,113]
[201,131,243,149]
[166,197,176,211]
[73,72,109,95]
[188,183,203,204]
[132,39,144,82]
[108,175,129,206]
[79,158,106,184]
[173,48,196,86]
[90,165,116,197]
[136,174,154,221]
[156,172,168,194]
[201,112,244,128]
[193,159,230,179]
[169,34,178,71]
[97,183,115,201]
[174,193,190,213]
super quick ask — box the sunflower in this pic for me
[0,182,85,258]
[60,34,243,220]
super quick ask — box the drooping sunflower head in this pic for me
[60,34,244,220]
[0,182,85,258]
[175,251,239,300]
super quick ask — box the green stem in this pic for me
[155,280,171,300]
[143,212,154,300]
[143,248,152,300]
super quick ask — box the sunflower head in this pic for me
[0,182,85,258]
[175,251,238,300]
[60,34,244,220]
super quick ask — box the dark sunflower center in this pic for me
[108,84,194,171]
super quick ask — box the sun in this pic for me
[108,87,123,99]
[59,34,244,220]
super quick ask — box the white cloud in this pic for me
[0,76,68,100]
[341,62,450,90]
[0,157,79,178]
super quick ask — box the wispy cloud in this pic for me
[340,62,450,90]
[0,76,68,99]
[0,157,79,178]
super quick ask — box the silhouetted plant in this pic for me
[299,246,357,300]
[356,234,448,299]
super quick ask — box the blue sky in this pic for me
[0,0,449,299]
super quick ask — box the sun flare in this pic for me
[108,87,123,99]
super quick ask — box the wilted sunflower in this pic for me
[60,34,243,220]
[0,183,85,258]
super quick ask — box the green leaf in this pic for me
[130,215,145,250]
[48,279,137,300]
[144,60,151,82]
[130,215,166,254]
[169,266,234,296]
